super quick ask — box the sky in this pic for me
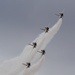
[0,0,75,75]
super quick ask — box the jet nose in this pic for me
[60,13,64,18]
[55,12,64,18]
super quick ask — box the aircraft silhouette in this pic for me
[29,42,37,48]
[38,50,46,55]
[55,12,64,18]
[41,27,49,33]
[22,62,31,68]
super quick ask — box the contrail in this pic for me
[0,32,46,75]
[0,12,63,75]
[34,18,62,60]
[22,56,45,75]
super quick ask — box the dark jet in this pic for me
[41,27,49,33]
[22,62,31,68]
[29,42,37,48]
[38,50,46,55]
[55,12,64,18]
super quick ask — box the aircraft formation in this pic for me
[0,11,63,75]
[22,12,64,69]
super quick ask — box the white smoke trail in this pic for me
[22,18,62,63]
[31,18,62,62]
[11,18,62,75]
[22,56,45,75]
[25,18,62,75]
[39,18,62,50]
[7,33,47,75]
[20,32,45,58]
[20,32,46,62]
[0,32,46,75]
[0,18,62,75]
[5,32,47,75]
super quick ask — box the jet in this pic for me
[29,42,37,48]
[55,12,64,18]
[38,50,46,55]
[41,27,49,33]
[22,62,31,68]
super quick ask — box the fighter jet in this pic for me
[41,27,49,33]
[22,62,31,68]
[37,50,46,55]
[29,42,37,48]
[55,12,64,18]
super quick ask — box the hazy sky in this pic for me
[0,0,75,75]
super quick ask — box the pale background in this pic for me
[0,0,75,75]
